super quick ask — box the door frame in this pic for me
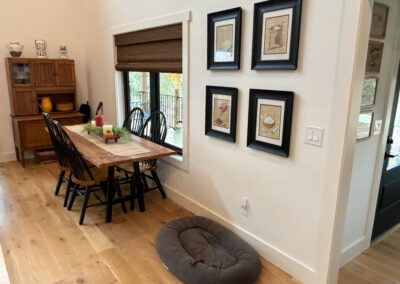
[372,60,400,240]
[326,0,400,283]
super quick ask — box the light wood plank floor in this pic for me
[0,161,300,284]
[338,226,400,284]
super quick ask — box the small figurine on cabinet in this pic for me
[35,39,47,58]
[59,45,68,59]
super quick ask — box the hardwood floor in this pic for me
[338,226,400,284]
[0,161,300,284]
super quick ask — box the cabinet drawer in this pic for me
[20,116,83,149]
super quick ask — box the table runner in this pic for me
[65,125,150,156]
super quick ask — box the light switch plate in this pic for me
[374,120,383,136]
[305,126,324,146]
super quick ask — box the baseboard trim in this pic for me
[0,152,16,164]
[340,236,370,267]
[163,183,317,284]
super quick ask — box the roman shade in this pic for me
[115,23,182,73]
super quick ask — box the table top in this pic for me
[64,126,176,168]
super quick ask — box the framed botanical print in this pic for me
[357,111,374,140]
[205,86,238,142]
[361,77,378,107]
[247,89,294,157]
[251,0,302,70]
[366,41,384,73]
[370,2,389,39]
[207,7,242,70]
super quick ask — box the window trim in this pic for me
[123,71,183,155]
[111,11,191,171]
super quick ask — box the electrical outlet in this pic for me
[374,120,383,136]
[241,197,248,217]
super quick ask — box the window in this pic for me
[124,71,183,154]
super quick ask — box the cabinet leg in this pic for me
[15,146,20,161]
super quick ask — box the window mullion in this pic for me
[123,72,130,119]
[150,72,160,112]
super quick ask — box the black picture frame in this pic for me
[251,0,302,70]
[205,86,238,142]
[207,7,242,70]
[247,89,294,157]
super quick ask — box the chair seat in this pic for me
[72,167,121,186]
[117,162,158,174]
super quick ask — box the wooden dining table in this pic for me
[63,126,175,223]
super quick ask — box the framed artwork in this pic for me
[251,0,302,70]
[357,111,374,140]
[205,86,238,142]
[366,41,384,73]
[370,2,389,39]
[361,77,378,107]
[207,7,242,70]
[247,89,294,157]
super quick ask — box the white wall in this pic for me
[79,0,364,283]
[0,0,89,162]
[341,0,400,265]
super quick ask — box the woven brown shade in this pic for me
[115,23,182,73]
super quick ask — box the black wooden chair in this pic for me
[43,113,74,207]
[123,107,144,135]
[52,120,127,225]
[118,111,168,209]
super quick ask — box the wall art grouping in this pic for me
[205,1,299,156]
[205,86,294,158]
[357,2,389,142]
[207,0,302,71]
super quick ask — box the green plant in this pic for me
[82,125,103,136]
[112,126,129,139]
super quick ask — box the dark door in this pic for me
[372,61,400,240]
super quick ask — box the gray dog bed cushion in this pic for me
[155,216,262,284]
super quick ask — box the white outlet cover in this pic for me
[374,120,383,136]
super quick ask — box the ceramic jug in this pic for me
[39,97,52,113]
[6,42,23,57]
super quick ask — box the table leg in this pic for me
[106,166,115,223]
[133,162,145,212]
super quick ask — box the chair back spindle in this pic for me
[123,107,144,135]
[140,111,168,167]
[52,120,95,183]
[43,113,69,169]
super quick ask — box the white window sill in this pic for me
[161,154,188,171]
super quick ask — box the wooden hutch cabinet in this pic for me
[6,57,84,167]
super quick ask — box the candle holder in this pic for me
[102,136,121,144]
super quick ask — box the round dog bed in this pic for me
[155,216,261,284]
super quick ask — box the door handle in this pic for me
[387,137,394,144]
[385,152,398,159]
